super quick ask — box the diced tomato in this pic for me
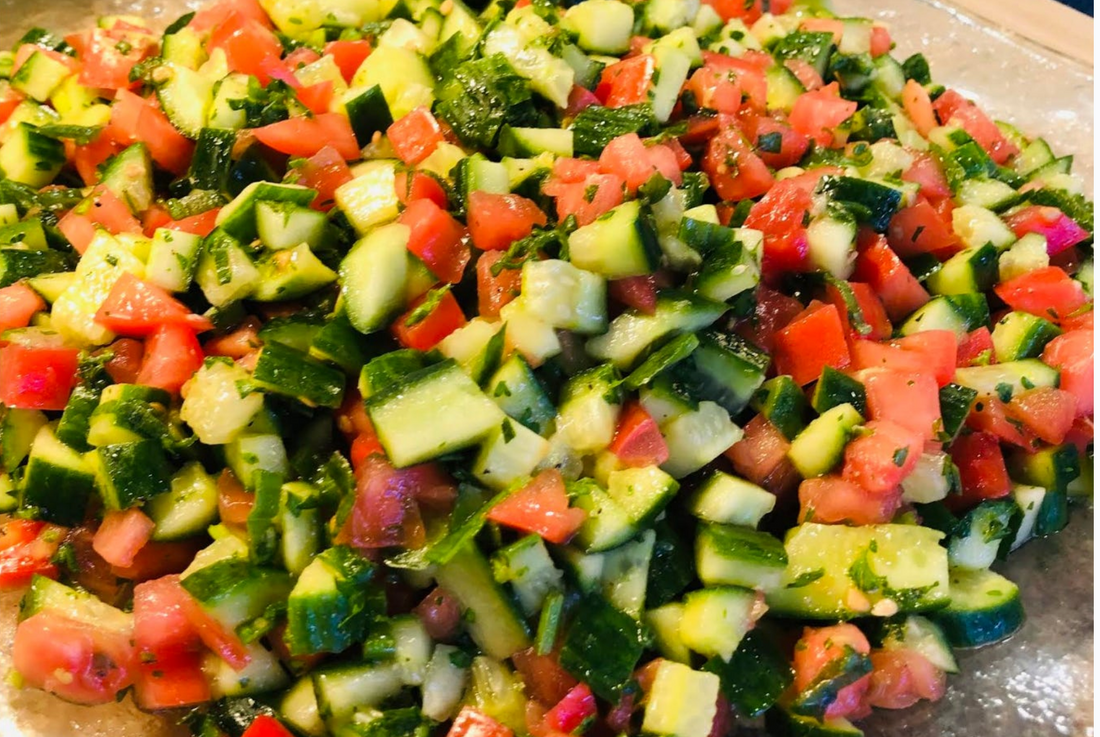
[609,274,659,315]
[58,188,143,255]
[447,707,515,737]
[792,625,872,721]
[133,575,203,664]
[789,83,858,148]
[13,612,137,706]
[180,588,252,669]
[133,655,211,711]
[72,130,124,187]
[545,684,598,734]
[948,431,1012,509]
[1003,206,1090,255]
[1065,415,1094,456]
[392,290,468,351]
[901,79,937,138]
[1041,330,1093,417]
[325,39,372,83]
[253,112,360,160]
[902,152,953,202]
[702,123,774,201]
[888,200,960,258]
[395,170,449,209]
[388,106,445,166]
[513,648,578,707]
[337,456,456,549]
[0,520,64,589]
[842,419,923,495]
[932,89,1019,165]
[609,403,669,468]
[877,331,957,387]
[799,475,901,526]
[701,0,791,22]
[487,469,587,545]
[190,0,272,31]
[207,11,282,82]
[110,538,202,581]
[688,67,742,114]
[108,90,194,174]
[13,45,79,77]
[217,469,254,526]
[78,26,157,90]
[599,133,682,192]
[1006,387,1078,445]
[735,284,805,353]
[743,179,813,277]
[866,649,946,710]
[293,145,353,211]
[596,55,655,107]
[0,340,79,411]
[398,199,470,284]
[870,25,893,57]
[548,157,602,185]
[467,192,548,251]
[725,414,792,486]
[91,508,154,569]
[414,586,462,642]
[773,302,851,386]
[137,323,205,395]
[799,17,844,43]
[283,46,321,69]
[95,273,213,336]
[967,396,1037,449]
[853,233,930,321]
[241,716,296,737]
[995,265,1089,322]
[551,173,625,226]
[98,338,142,384]
[956,326,996,367]
[0,283,46,332]
[0,86,23,126]
[477,250,522,319]
[750,116,811,170]
[204,316,262,359]
[825,281,892,342]
[862,368,942,441]
[783,59,824,92]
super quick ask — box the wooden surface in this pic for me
[948,0,1093,66]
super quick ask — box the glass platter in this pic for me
[0,0,1091,735]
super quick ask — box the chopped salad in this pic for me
[0,0,1093,736]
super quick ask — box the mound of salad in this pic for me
[0,0,1092,735]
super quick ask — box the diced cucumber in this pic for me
[145,228,201,293]
[926,244,998,296]
[471,419,550,490]
[256,201,327,251]
[556,364,622,455]
[661,400,742,479]
[562,0,635,55]
[811,366,867,416]
[100,143,155,213]
[421,645,469,722]
[486,354,556,436]
[152,61,214,138]
[19,575,132,633]
[286,546,378,656]
[251,341,346,409]
[280,677,326,737]
[953,358,1060,399]
[899,293,990,338]
[900,451,953,504]
[587,290,728,369]
[647,603,691,663]
[87,440,173,510]
[688,471,776,528]
[0,405,46,470]
[990,311,1061,362]
[205,641,289,698]
[492,535,564,618]
[194,231,261,307]
[880,614,958,673]
[696,524,788,591]
[680,587,759,659]
[497,126,574,158]
[998,233,1050,282]
[312,663,404,728]
[932,568,1024,647]
[0,122,65,187]
[10,50,71,102]
[568,200,661,279]
[519,259,607,335]
[787,403,863,479]
[179,359,265,445]
[765,707,864,737]
[946,499,1019,570]
[952,204,1016,251]
[679,329,770,416]
[642,660,721,737]
[146,462,219,541]
[339,223,410,334]
[20,425,95,525]
[500,299,562,367]
[1009,483,1047,550]
[352,45,435,120]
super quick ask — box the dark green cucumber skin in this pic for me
[753,375,809,440]
[933,597,1025,648]
[345,84,394,147]
[252,341,347,409]
[939,383,979,440]
[812,366,867,417]
[95,440,173,510]
[705,629,793,717]
[20,457,94,526]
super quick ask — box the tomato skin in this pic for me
[467,192,548,251]
[190,0,272,31]
[217,469,254,526]
[242,715,296,737]
[133,656,211,711]
[108,90,194,175]
[0,342,79,411]
[599,133,682,192]
[392,290,468,351]
[932,89,1019,165]
[967,396,1037,449]
[180,587,253,669]
[688,67,743,114]
[608,403,670,467]
[13,612,137,706]
[789,83,858,148]
[956,326,996,367]
[773,302,851,386]
[994,265,1089,322]
[395,170,449,209]
[203,316,262,359]
[596,55,655,107]
[78,25,157,90]
[337,456,455,549]
[609,275,659,315]
[550,173,625,227]
[1002,206,1089,255]
[0,520,64,589]
[853,233,930,322]
[487,469,587,545]
[792,625,872,721]
[134,575,204,662]
[799,476,901,526]
[513,648,578,707]
[887,331,958,387]
[544,684,598,734]
[948,431,1012,510]
[702,124,774,202]
[92,508,155,569]
[824,281,892,342]
[866,649,946,710]
[294,145,353,211]
[207,12,282,82]
[95,273,213,336]
[325,39,372,83]
[252,113,361,160]
[388,106,445,166]
[750,116,811,170]
[414,586,462,642]
[888,200,960,259]
[725,414,797,496]
[398,199,470,284]
[477,251,522,319]
[862,369,942,442]
[742,179,813,277]
[842,419,923,495]
[447,707,515,737]
[1041,330,1093,417]
[0,283,46,332]
[902,152,952,202]
[137,323,205,396]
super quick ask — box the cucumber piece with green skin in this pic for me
[453,154,510,209]
[368,359,504,468]
[765,63,807,113]
[1014,137,1056,176]
[205,640,289,699]
[661,400,743,479]
[879,614,959,673]
[812,366,867,416]
[953,359,1060,400]
[257,316,323,353]
[146,462,219,541]
[955,178,1021,213]
[87,439,174,510]
[470,418,550,490]
[556,363,623,455]
[696,524,789,591]
[152,61,214,139]
[359,350,431,400]
[19,575,133,633]
[0,247,68,287]
[688,471,776,528]
[309,312,374,376]
[146,228,202,293]
[766,708,864,737]
[926,243,999,296]
[285,545,380,657]
[1008,483,1048,550]
[343,84,393,147]
[946,499,1020,570]
[1007,442,1080,493]
[704,629,794,718]
[770,31,835,78]
[27,271,75,303]
[0,405,47,470]
[0,218,49,249]
[605,465,679,529]
[194,229,261,307]
[623,333,700,391]
[560,591,647,700]
[216,182,318,243]
[990,311,1061,362]
[767,523,950,619]
[752,374,809,440]
[597,528,656,617]
[789,642,873,719]
[562,0,635,55]
[255,201,327,251]
[10,50,71,102]
[497,126,574,158]
[571,479,637,552]
[339,222,410,334]
[280,677,326,737]
[787,403,863,479]
[938,382,978,441]
[642,660,721,737]
[100,143,155,213]
[932,567,1024,647]
[252,244,338,302]
[19,425,95,525]
[677,329,770,417]
[899,293,990,338]
[434,542,531,660]
[491,534,564,618]
[180,359,265,446]
[520,259,607,335]
[568,200,662,279]
[681,586,759,660]
[252,341,346,409]
[0,473,18,513]
[647,602,691,663]
[311,662,405,728]
[439,319,506,387]
[180,556,294,635]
